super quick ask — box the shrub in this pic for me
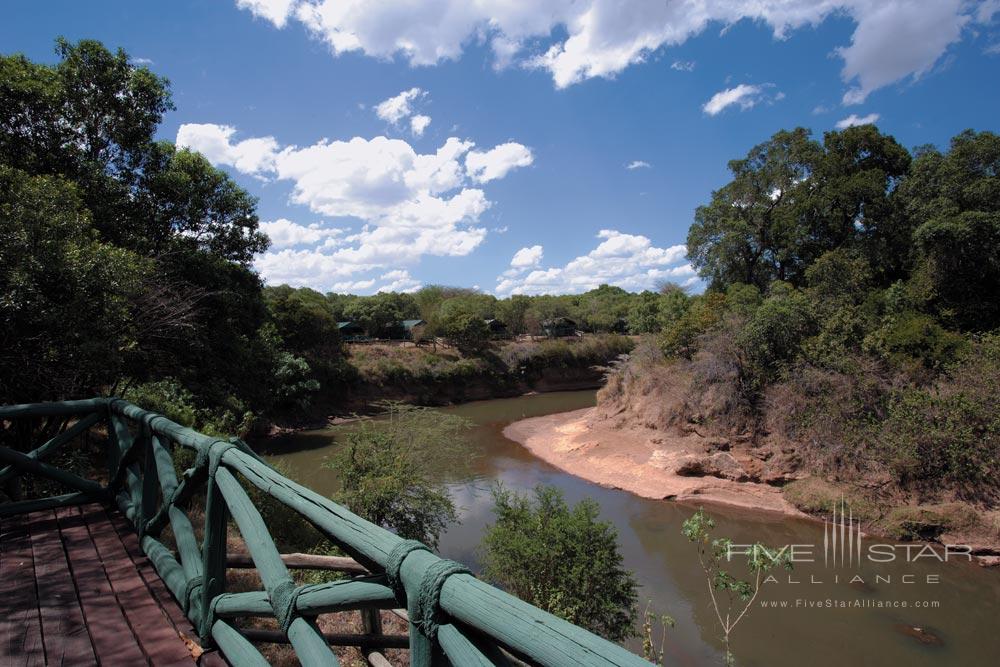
[863,311,967,372]
[735,289,815,391]
[329,404,469,548]
[480,484,638,642]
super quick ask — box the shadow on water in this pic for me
[265,390,1000,667]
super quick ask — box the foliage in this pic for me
[438,309,493,354]
[735,286,816,392]
[480,484,639,642]
[682,509,791,665]
[641,601,675,666]
[329,405,469,548]
[0,166,148,403]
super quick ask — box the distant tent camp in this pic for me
[484,318,508,338]
[399,319,427,340]
[541,317,578,338]
[337,321,366,341]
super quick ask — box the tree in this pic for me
[0,39,277,420]
[0,166,148,403]
[899,130,1000,330]
[687,128,821,290]
[438,310,492,354]
[688,125,910,292]
[497,294,531,335]
[627,291,662,333]
[329,405,469,548]
[480,484,638,642]
[343,291,417,337]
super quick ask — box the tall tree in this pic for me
[899,130,1000,330]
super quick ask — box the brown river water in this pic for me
[264,390,1000,666]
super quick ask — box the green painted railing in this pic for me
[0,398,654,667]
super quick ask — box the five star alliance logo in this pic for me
[823,498,863,568]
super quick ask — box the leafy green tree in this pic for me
[329,405,468,548]
[264,285,340,355]
[900,130,1000,330]
[687,128,821,290]
[343,291,418,337]
[0,166,148,403]
[497,294,532,335]
[0,39,276,419]
[735,285,816,392]
[438,310,492,354]
[480,484,639,642]
[627,291,662,333]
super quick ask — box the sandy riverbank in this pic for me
[503,407,806,517]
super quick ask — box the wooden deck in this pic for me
[0,503,226,666]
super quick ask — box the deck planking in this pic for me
[0,503,227,666]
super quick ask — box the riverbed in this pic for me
[263,391,1000,666]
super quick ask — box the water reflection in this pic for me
[265,391,1000,666]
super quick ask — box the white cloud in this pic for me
[985,42,1000,55]
[466,143,534,183]
[236,0,297,28]
[375,88,432,137]
[510,245,543,269]
[377,269,422,292]
[259,218,345,249]
[176,123,278,176]
[626,160,651,170]
[410,114,431,136]
[670,60,695,72]
[130,57,154,65]
[236,1,987,101]
[375,87,425,124]
[178,124,532,289]
[838,0,969,104]
[495,230,691,295]
[835,112,880,129]
[702,84,778,116]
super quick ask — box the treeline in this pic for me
[607,125,1000,506]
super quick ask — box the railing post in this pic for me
[200,450,229,641]
[138,428,158,539]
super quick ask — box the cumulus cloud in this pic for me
[375,87,425,124]
[838,0,969,104]
[670,60,695,72]
[259,218,344,249]
[495,230,692,295]
[175,123,278,175]
[626,160,651,170]
[177,124,532,290]
[510,245,543,269]
[236,0,298,28]
[465,143,534,183]
[410,114,431,136]
[835,112,880,129]
[703,83,779,116]
[375,88,432,137]
[235,1,986,101]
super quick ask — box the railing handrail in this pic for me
[0,397,654,667]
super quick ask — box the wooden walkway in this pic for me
[0,503,226,666]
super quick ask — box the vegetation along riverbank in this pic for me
[508,127,1000,562]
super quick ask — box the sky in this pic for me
[3,1,1000,296]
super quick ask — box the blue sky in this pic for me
[4,1,1000,295]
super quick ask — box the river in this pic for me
[263,390,1000,666]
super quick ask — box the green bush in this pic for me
[480,484,638,642]
[863,311,967,371]
[329,405,468,548]
[736,288,815,391]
